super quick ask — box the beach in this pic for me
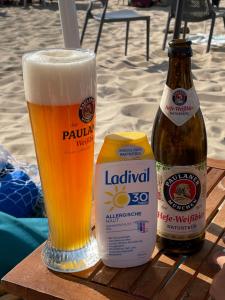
[0,0,225,164]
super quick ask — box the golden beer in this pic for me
[22,49,99,272]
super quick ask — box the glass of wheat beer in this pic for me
[22,49,99,272]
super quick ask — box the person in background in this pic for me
[212,0,220,7]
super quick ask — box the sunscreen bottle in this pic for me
[95,132,157,268]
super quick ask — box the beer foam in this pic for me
[22,49,96,105]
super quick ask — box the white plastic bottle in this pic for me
[95,132,157,268]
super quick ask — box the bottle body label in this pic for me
[156,162,206,240]
[160,85,200,126]
[95,160,157,267]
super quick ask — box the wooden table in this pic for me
[2,158,225,300]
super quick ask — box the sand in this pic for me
[0,0,225,164]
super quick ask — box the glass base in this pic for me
[42,236,100,273]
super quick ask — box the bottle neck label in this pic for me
[156,161,206,240]
[160,85,200,126]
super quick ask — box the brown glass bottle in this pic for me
[151,39,207,255]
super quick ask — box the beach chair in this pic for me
[162,0,225,52]
[23,0,46,7]
[80,0,150,60]
[212,0,220,7]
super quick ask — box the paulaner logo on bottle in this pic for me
[105,168,150,185]
[160,86,200,126]
[163,172,201,211]
[172,89,187,106]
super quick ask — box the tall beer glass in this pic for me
[22,49,99,272]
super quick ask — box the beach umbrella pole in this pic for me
[173,0,184,39]
[58,0,80,49]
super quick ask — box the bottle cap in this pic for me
[168,39,192,58]
[105,132,147,144]
[97,132,154,163]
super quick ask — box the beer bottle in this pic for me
[151,39,207,255]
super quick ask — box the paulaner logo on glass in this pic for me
[105,168,150,185]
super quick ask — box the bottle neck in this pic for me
[166,56,193,90]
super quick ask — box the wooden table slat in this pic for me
[206,177,225,224]
[177,238,225,300]
[207,158,225,170]
[70,261,102,280]
[151,195,225,300]
[207,168,225,195]
[178,273,212,300]
[177,209,225,299]
[2,247,142,300]
[132,254,182,299]
[0,285,7,297]
[108,248,160,292]
[109,264,148,293]
[91,265,120,286]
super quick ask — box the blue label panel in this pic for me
[128,192,149,205]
